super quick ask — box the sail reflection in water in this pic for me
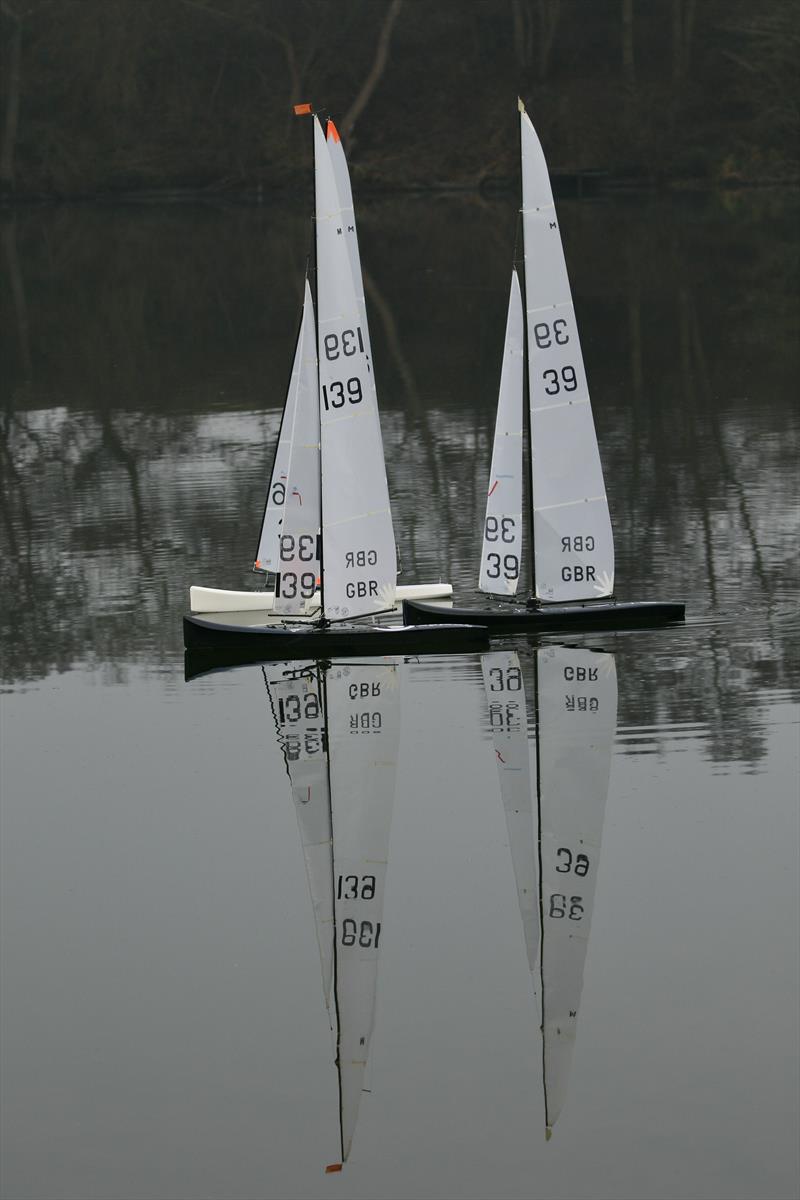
[482,645,618,1136]
[264,658,401,1168]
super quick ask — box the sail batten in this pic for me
[520,111,615,602]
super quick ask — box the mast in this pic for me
[309,115,327,626]
[517,99,538,602]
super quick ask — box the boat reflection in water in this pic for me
[482,644,617,1137]
[263,656,401,1170]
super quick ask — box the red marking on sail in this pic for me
[293,102,313,116]
[325,1164,342,1174]
[291,488,302,505]
[254,559,261,568]
[496,750,506,763]
[327,119,341,143]
[488,480,498,497]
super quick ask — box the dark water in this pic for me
[1,192,798,1200]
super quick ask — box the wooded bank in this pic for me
[1,0,798,199]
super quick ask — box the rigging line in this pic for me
[320,661,345,1162]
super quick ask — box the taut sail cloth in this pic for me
[537,645,617,1135]
[479,271,525,596]
[314,118,397,620]
[254,301,307,574]
[520,108,615,603]
[272,280,322,616]
[325,660,401,1164]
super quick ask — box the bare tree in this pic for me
[341,0,403,142]
[0,1,22,188]
[621,0,635,89]
[510,0,560,82]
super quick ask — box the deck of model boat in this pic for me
[183,610,490,661]
[401,597,686,633]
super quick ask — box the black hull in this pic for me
[401,597,685,634]
[183,613,489,664]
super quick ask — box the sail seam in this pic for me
[531,396,590,413]
[323,508,393,528]
[533,495,607,512]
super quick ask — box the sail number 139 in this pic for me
[322,377,363,409]
[323,327,365,361]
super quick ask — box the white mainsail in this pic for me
[537,645,617,1134]
[325,121,376,386]
[265,663,334,1013]
[482,651,539,977]
[314,117,397,620]
[520,106,615,603]
[479,270,525,596]
[272,280,321,616]
[325,660,401,1163]
[326,120,395,541]
[254,305,306,573]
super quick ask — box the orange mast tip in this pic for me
[325,1163,343,1173]
[326,119,341,143]
[293,102,313,115]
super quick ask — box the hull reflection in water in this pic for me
[482,644,618,1136]
[264,657,401,1168]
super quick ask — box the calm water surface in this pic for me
[1,192,798,1200]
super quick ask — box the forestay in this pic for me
[273,281,322,616]
[520,108,614,603]
[537,645,616,1133]
[482,651,539,977]
[254,301,306,573]
[326,660,401,1163]
[479,271,525,595]
[314,118,397,620]
[265,662,334,1014]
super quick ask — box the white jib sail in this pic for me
[482,651,539,978]
[537,645,617,1134]
[326,660,401,1163]
[520,107,614,603]
[314,117,397,620]
[479,270,525,595]
[265,662,334,1014]
[254,298,306,573]
[273,280,321,616]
